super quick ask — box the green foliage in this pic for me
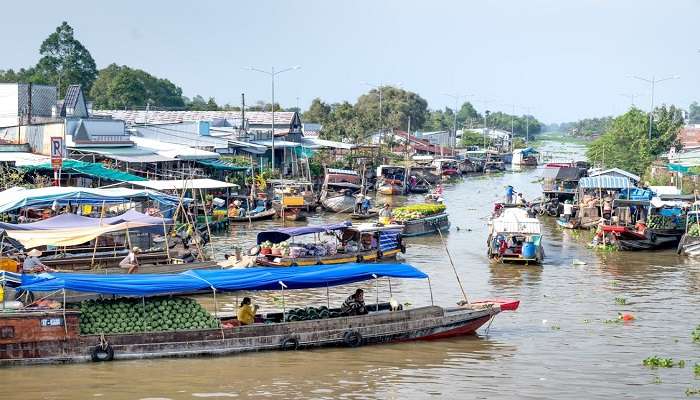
[552,116,614,137]
[614,297,627,305]
[1,22,97,96]
[692,325,700,342]
[185,95,219,111]
[303,98,332,123]
[0,165,27,190]
[460,130,485,147]
[221,155,252,166]
[90,64,185,109]
[690,102,700,124]
[355,86,429,131]
[485,111,542,138]
[586,106,684,176]
[642,356,676,368]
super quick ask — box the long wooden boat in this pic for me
[399,213,450,237]
[376,165,407,195]
[351,211,379,220]
[600,225,681,251]
[254,222,405,266]
[228,208,276,223]
[320,168,362,213]
[0,264,519,366]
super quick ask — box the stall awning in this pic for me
[126,178,238,191]
[0,187,183,213]
[257,221,352,244]
[22,160,146,182]
[541,166,581,181]
[578,176,632,190]
[20,263,428,295]
[196,159,250,171]
[71,147,175,163]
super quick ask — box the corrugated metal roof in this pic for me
[578,176,631,189]
[93,110,298,127]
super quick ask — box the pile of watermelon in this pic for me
[79,297,220,335]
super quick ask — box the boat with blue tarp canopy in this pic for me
[19,263,427,295]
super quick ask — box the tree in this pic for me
[90,64,185,109]
[456,102,480,127]
[586,106,683,176]
[460,130,484,147]
[355,86,429,131]
[34,22,98,96]
[303,98,331,123]
[689,101,700,124]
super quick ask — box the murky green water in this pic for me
[4,142,700,399]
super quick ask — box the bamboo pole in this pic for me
[90,201,107,268]
[435,223,469,304]
[198,188,216,259]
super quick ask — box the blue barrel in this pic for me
[522,242,536,258]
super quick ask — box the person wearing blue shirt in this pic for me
[505,185,515,204]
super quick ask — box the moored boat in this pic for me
[392,204,450,237]
[320,168,362,213]
[487,207,544,264]
[0,263,518,366]
[228,208,277,223]
[254,221,405,266]
[376,165,407,195]
[432,159,460,178]
[270,180,316,221]
[678,203,700,256]
[511,147,538,166]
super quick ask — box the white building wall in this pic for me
[0,84,19,128]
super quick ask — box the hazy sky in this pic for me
[1,0,698,123]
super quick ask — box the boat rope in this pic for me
[434,222,469,304]
[484,313,497,336]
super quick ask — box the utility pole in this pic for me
[631,75,680,141]
[240,93,246,137]
[27,83,32,125]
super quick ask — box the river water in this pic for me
[5,141,700,399]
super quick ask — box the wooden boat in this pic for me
[407,164,439,194]
[228,208,276,223]
[678,205,700,256]
[512,147,538,166]
[376,165,407,195]
[254,222,405,266]
[487,207,544,264]
[351,210,379,220]
[270,180,316,221]
[599,225,678,251]
[0,264,518,366]
[432,159,460,177]
[320,168,362,213]
[399,213,450,237]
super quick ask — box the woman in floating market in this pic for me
[341,289,367,316]
[22,249,54,273]
[119,247,141,274]
[237,297,259,325]
[379,203,392,225]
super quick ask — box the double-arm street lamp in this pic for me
[247,65,301,171]
[631,75,680,140]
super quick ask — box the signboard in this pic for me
[40,317,64,327]
[50,136,64,169]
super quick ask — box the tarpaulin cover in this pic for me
[0,210,172,248]
[19,263,428,295]
[618,188,655,201]
[0,187,184,213]
[257,221,352,244]
[541,166,581,181]
[22,160,146,182]
[578,176,631,190]
[196,159,251,172]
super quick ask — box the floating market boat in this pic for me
[376,165,407,195]
[228,208,277,223]
[320,168,362,213]
[487,207,544,264]
[392,204,450,237]
[407,164,439,194]
[511,147,538,166]
[254,222,405,266]
[270,180,317,221]
[0,264,518,366]
[678,202,700,256]
[432,159,460,178]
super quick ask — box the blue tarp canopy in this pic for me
[19,263,428,296]
[618,188,655,201]
[257,221,352,244]
[578,176,632,190]
[0,187,185,213]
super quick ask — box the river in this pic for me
[4,141,700,399]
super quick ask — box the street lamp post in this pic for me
[247,65,300,172]
[364,82,401,150]
[631,75,680,140]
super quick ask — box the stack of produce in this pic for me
[392,203,446,222]
[647,215,681,230]
[79,297,220,335]
[688,224,700,237]
[285,306,338,322]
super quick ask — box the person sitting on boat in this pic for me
[635,219,647,235]
[219,248,256,268]
[237,297,259,325]
[378,204,392,225]
[362,196,371,215]
[354,193,364,213]
[515,193,526,206]
[119,247,141,274]
[341,289,367,316]
[505,185,515,204]
[22,249,54,273]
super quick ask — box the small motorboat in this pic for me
[228,208,277,223]
[487,207,544,264]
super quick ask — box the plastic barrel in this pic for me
[522,242,536,258]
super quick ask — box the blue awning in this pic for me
[578,176,631,190]
[196,159,251,172]
[257,221,352,244]
[19,263,428,295]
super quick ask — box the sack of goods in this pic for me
[78,297,220,335]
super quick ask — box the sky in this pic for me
[1,0,698,123]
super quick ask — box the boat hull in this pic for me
[0,305,500,366]
[228,208,277,223]
[678,234,700,256]
[256,247,402,267]
[320,196,356,213]
[400,213,450,237]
